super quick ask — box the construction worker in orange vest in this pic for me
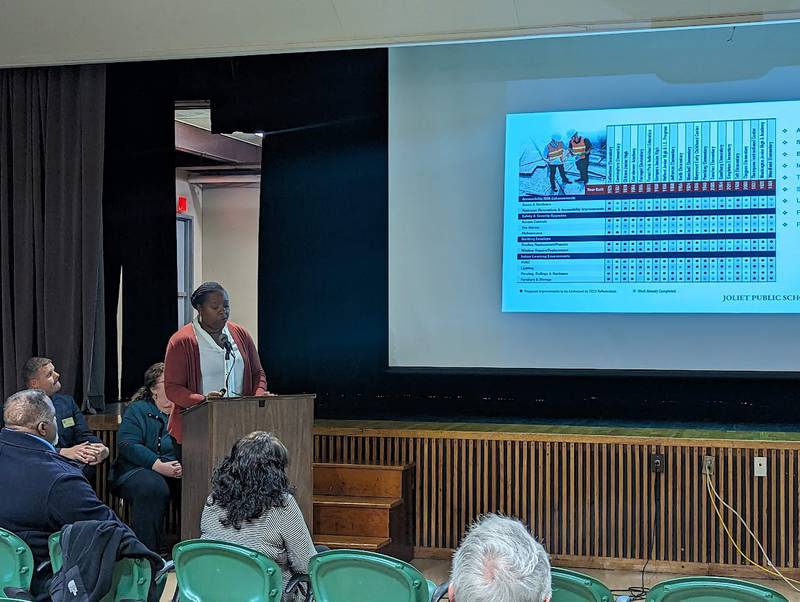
[567,129,592,184]
[545,134,571,193]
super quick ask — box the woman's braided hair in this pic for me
[190,281,227,309]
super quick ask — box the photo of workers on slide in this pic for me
[567,129,592,184]
[518,127,605,196]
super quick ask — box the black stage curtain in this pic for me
[103,62,178,401]
[0,65,107,405]
[256,50,389,395]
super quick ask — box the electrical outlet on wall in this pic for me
[754,456,767,477]
[650,452,665,473]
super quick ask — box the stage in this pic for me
[314,419,800,578]
[88,413,800,578]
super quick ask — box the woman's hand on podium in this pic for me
[206,390,225,399]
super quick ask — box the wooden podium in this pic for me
[180,394,315,540]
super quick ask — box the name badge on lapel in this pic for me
[61,417,75,428]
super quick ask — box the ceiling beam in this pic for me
[175,121,261,164]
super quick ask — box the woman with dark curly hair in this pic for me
[200,431,316,600]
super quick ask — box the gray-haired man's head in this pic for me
[3,389,59,446]
[449,514,552,602]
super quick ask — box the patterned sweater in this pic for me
[200,494,316,601]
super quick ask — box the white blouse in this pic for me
[192,316,245,397]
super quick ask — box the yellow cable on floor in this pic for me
[704,472,800,593]
[706,473,796,583]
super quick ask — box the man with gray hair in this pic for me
[449,514,552,602]
[0,389,119,601]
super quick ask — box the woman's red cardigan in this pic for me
[164,321,268,443]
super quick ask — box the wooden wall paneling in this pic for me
[570,443,576,556]
[632,445,639,560]
[436,437,443,549]
[731,446,739,565]
[444,438,451,549]
[601,442,608,558]
[700,445,708,564]
[674,445,681,564]
[545,441,552,552]
[717,445,724,565]
[416,438,423,547]
[613,443,620,559]
[536,441,544,546]
[579,442,585,557]
[311,427,800,577]
[770,448,778,567]
[786,450,800,566]
[625,444,632,559]
[463,439,470,536]
[683,446,690,563]
[592,443,599,558]
[559,442,566,556]
[761,447,769,566]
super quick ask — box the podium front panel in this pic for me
[181,394,314,540]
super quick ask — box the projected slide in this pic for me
[502,101,800,313]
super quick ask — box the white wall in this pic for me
[201,185,261,344]
[176,171,204,289]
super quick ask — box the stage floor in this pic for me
[316,418,800,443]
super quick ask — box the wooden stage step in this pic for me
[313,495,402,538]
[314,534,393,552]
[312,462,414,561]
[314,462,413,498]
[313,494,402,509]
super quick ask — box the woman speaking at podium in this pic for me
[165,282,268,444]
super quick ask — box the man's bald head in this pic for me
[3,390,58,444]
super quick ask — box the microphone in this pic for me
[220,333,233,360]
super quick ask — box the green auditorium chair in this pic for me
[309,549,436,602]
[49,531,172,602]
[646,576,789,602]
[551,567,614,602]
[429,567,613,602]
[0,528,33,599]
[173,538,309,601]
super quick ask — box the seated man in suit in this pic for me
[0,389,121,601]
[22,357,109,479]
[449,514,552,602]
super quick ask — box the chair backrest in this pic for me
[646,576,789,602]
[48,530,152,602]
[172,539,284,602]
[48,531,63,574]
[309,549,430,602]
[551,567,613,602]
[0,528,33,592]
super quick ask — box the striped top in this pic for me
[200,494,316,601]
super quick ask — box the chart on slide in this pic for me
[502,102,800,312]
